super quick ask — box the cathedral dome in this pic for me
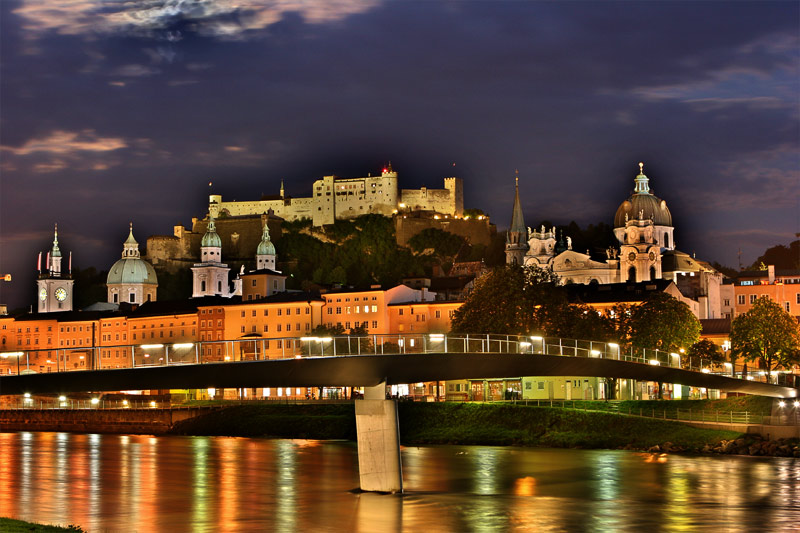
[256,223,275,256]
[107,224,158,286]
[107,257,158,285]
[613,163,673,228]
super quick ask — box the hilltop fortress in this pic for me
[209,164,463,226]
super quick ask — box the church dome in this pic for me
[613,163,673,228]
[107,224,158,285]
[107,257,158,285]
[201,216,222,248]
[256,223,275,256]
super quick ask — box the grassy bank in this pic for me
[170,402,741,451]
[0,518,83,532]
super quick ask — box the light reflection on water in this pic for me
[0,432,798,532]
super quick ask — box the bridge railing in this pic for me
[0,334,791,386]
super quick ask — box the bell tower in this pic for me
[505,170,529,265]
[36,224,74,313]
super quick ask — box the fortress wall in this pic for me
[395,216,494,247]
[400,188,455,215]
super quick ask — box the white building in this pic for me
[36,224,74,313]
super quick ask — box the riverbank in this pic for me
[0,517,83,532]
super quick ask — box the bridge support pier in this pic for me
[354,382,403,493]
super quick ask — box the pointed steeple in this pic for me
[280,179,285,198]
[505,170,529,265]
[51,223,62,258]
[508,170,526,237]
[200,215,223,263]
[122,222,141,258]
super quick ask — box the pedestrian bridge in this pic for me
[1,334,796,398]
[2,333,797,493]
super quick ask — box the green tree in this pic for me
[450,265,561,335]
[629,292,701,353]
[685,339,725,370]
[730,296,800,380]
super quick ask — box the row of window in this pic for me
[737,294,799,307]
[239,323,310,333]
[240,307,309,318]
[326,305,378,315]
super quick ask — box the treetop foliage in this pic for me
[730,296,800,374]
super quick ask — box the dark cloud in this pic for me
[1,0,798,308]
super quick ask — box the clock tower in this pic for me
[37,224,74,313]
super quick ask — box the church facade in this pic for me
[506,163,725,319]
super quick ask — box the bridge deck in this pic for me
[0,352,796,398]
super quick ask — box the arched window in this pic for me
[664,232,670,248]
[201,280,206,292]
[628,266,636,282]
[217,281,223,292]
[650,266,657,280]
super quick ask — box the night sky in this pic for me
[1,1,798,310]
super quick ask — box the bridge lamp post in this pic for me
[429,334,445,353]
[140,344,165,366]
[172,343,195,364]
[530,336,544,354]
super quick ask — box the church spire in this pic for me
[509,170,526,235]
[256,218,277,270]
[51,223,62,258]
[505,170,529,265]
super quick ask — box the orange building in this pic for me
[733,266,800,318]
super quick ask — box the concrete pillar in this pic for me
[354,382,403,493]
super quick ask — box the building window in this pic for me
[241,326,245,333]
[252,310,257,317]
[252,280,257,286]
[264,309,269,316]
[738,295,745,305]
[786,302,791,313]
[435,310,441,318]
[750,294,757,304]
[723,299,730,307]
[372,321,378,329]
[263,325,269,332]
[399,309,404,316]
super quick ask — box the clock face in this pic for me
[39,288,47,301]
[628,252,636,262]
[55,287,67,302]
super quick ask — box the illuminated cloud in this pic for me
[13,0,380,41]
[1,130,127,156]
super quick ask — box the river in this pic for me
[0,432,798,532]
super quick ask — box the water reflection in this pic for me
[1,433,798,532]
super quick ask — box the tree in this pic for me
[450,265,561,334]
[629,292,701,353]
[730,296,800,381]
[749,240,800,270]
[685,339,725,370]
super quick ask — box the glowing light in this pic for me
[648,359,660,366]
[701,368,710,373]
[90,398,100,405]
[224,356,231,361]
[140,344,164,349]
[520,342,531,347]
[778,401,786,408]
[724,362,732,368]
[122,399,129,406]
[608,343,619,349]
[1,352,24,358]
[58,396,66,401]
[172,343,194,349]
[530,336,543,341]
[23,393,31,398]
[794,401,800,408]
[79,355,85,360]
[679,348,685,354]
[429,334,445,341]
[149,401,157,408]
[590,350,601,357]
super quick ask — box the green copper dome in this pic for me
[257,223,275,256]
[201,216,222,248]
[107,225,157,285]
[613,163,673,228]
[107,257,158,285]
